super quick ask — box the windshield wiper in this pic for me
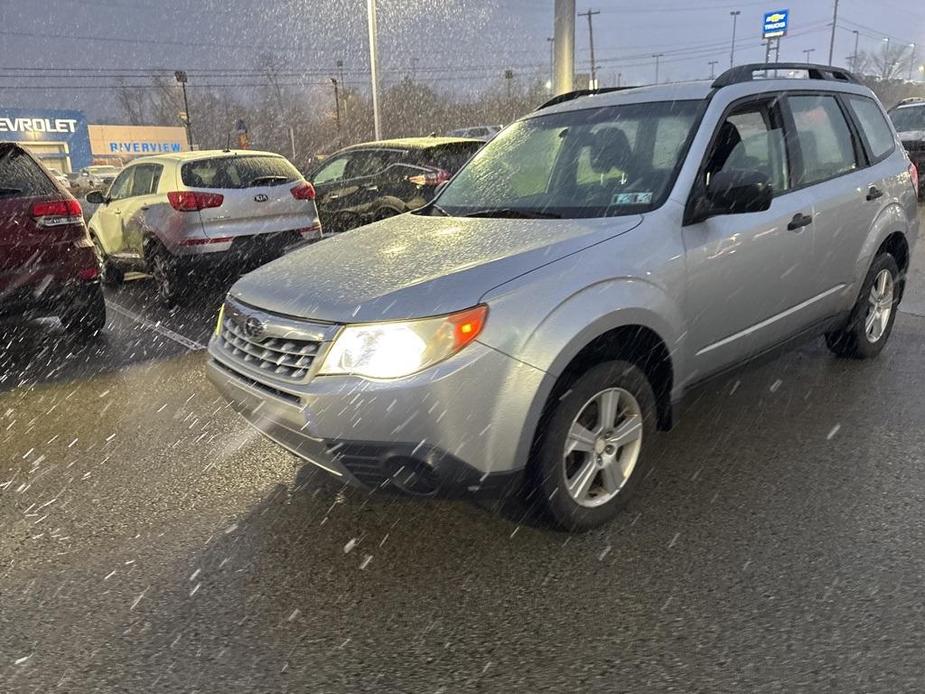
[461,208,562,219]
[0,187,23,196]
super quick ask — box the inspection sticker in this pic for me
[611,192,653,206]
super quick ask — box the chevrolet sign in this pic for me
[762,9,789,39]
[0,117,78,134]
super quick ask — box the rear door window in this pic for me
[132,164,163,196]
[788,95,859,186]
[343,150,398,179]
[0,144,57,198]
[181,155,300,189]
[845,95,896,161]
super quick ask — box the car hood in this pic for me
[230,213,643,323]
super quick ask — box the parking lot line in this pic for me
[106,300,207,352]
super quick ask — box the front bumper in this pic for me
[206,335,545,497]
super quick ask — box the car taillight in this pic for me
[910,162,920,197]
[407,168,451,187]
[167,191,224,211]
[290,181,316,200]
[31,199,82,227]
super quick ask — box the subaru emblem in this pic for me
[243,315,265,339]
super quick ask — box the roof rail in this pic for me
[536,86,636,111]
[896,97,925,107]
[712,63,860,89]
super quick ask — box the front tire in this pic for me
[533,360,657,531]
[826,253,900,359]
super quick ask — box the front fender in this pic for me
[480,275,685,473]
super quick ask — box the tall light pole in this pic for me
[803,48,816,63]
[653,54,664,84]
[729,11,741,68]
[827,0,839,65]
[909,43,917,81]
[850,30,860,72]
[366,0,381,140]
[708,60,719,79]
[882,37,891,79]
[553,0,576,94]
[547,37,555,87]
[578,9,600,89]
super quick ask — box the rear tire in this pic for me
[533,360,657,532]
[61,284,106,340]
[150,247,185,307]
[826,253,900,359]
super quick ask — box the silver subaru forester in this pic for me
[208,64,920,530]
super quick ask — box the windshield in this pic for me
[891,105,925,133]
[435,100,702,218]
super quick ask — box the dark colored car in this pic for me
[306,137,483,232]
[889,98,925,199]
[0,142,106,338]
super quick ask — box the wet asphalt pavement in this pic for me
[3,213,925,692]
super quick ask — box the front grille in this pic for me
[213,298,340,386]
[218,317,320,382]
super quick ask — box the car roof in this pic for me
[124,149,288,166]
[536,75,876,117]
[341,136,483,152]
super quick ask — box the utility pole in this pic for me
[578,8,600,89]
[850,30,860,72]
[174,70,193,149]
[804,48,816,63]
[909,44,917,81]
[336,59,348,126]
[882,37,891,79]
[331,78,341,132]
[617,71,622,87]
[504,69,514,102]
[553,0,575,95]
[366,0,381,140]
[729,10,741,68]
[708,60,719,79]
[827,0,839,65]
[652,53,664,84]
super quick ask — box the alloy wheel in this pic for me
[562,387,643,508]
[865,269,894,344]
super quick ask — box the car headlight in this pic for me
[319,305,488,379]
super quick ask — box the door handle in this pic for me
[112,210,122,215]
[140,206,150,211]
[327,193,340,200]
[787,213,813,231]
[362,185,379,192]
[866,186,884,201]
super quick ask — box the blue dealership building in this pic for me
[0,107,188,173]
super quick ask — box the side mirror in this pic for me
[434,180,449,196]
[85,190,106,205]
[707,169,773,215]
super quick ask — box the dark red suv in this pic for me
[0,143,105,338]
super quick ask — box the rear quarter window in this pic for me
[845,95,896,161]
[420,143,483,172]
[0,145,58,197]
[181,155,300,189]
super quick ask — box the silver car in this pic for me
[208,64,920,530]
[86,150,322,304]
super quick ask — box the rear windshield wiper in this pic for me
[460,208,562,219]
[0,187,23,196]
[247,175,289,187]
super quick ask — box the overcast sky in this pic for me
[0,0,922,121]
